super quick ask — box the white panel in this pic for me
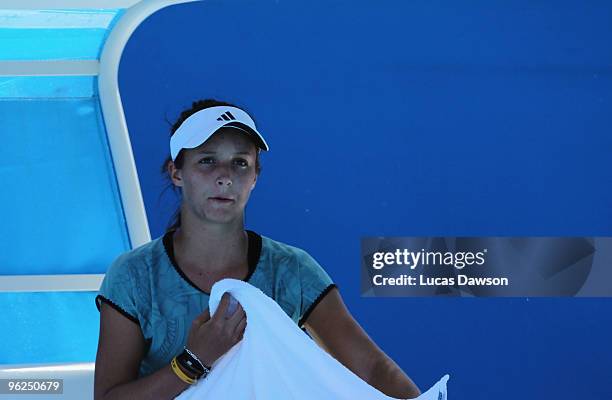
[0,9,116,28]
[0,275,103,292]
[0,1,141,8]
[0,60,98,76]
[0,363,94,400]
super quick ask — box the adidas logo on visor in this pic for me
[216,111,237,122]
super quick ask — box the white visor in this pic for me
[170,106,269,161]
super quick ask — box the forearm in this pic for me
[99,363,191,400]
[368,355,421,399]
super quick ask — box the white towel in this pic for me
[176,279,449,399]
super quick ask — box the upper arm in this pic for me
[302,288,382,380]
[94,302,146,400]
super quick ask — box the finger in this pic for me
[193,308,210,326]
[224,306,244,336]
[233,316,247,341]
[225,295,239,318]
[201,308,211,323]
[212,292,231,322]
[223,307,244,336]
[228,302,245,325]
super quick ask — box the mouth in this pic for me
[208,197,235,204]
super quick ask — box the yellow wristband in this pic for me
[171,357,196,385]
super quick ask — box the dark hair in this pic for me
[161,99,262,232]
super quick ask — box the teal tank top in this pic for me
[96,230,335,378]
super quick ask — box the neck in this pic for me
[173,212,248,274]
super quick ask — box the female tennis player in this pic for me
[94,99,421,399]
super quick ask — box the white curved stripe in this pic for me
[0,362,94,373]
[98,0,199,248]
[0,274,103,292]
[0,60,98,76]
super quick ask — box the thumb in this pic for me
[212,292,231,322]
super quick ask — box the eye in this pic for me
[233,158,249,167]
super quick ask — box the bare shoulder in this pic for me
[94,302,146,400]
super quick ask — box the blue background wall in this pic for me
[118,1,612,398]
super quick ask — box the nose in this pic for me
[215,162,233,187]
[216,176,232,187]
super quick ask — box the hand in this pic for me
[185,293,247,367]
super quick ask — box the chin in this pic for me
[202,210,242,225]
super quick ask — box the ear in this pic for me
[168,160,183,187]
